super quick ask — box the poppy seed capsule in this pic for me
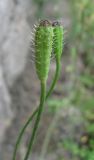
[52,21,64,60]
[35,20,53,82]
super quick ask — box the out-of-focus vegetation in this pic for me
[58,0,94,159]
[69,0,94,133]
[70,0,94,69]
[62,0,94,159]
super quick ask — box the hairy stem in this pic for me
[24,80,46,160]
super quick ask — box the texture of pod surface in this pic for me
[35,20,53,82]
[52,21,64,60]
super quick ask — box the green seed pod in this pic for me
[35,20,53,82]
[52,21,64,60]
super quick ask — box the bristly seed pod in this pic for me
[52,21,64,61]
[35,20,53,82]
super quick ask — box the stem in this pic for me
[46,59,60,99]
[12,59,60,160]
[12,109,38,160]
[24,81,46,160]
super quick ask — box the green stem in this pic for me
[24,80,46,160]
[12,109,38,160]
[46,59,60,99]
[12,60,60,160]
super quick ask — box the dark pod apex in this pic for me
[52,21,62,27]
[39,20,51,27]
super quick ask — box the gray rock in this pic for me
[0,66,12,144]
[0,0,30,145]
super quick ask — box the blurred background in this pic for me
[0,0,94,160]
